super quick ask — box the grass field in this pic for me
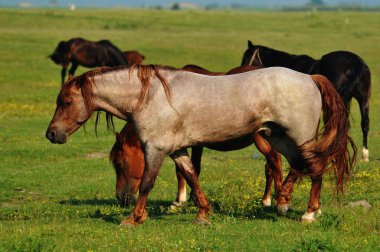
[0,8,379,251]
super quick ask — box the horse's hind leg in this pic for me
[301,175,322,223]
[171,146,203,209]
[120,144,165,227]
[253,134,282,207]
[190,146,202,203]
[276,168,298,215]
[171,149,211,225]
[358,97,370,162]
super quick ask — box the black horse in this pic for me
[241,40,371,161]
[49,37,128,86]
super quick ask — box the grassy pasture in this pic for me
[0,8,379,251]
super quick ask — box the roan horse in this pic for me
[241,40,371,161]
[110,64,283,210]
[46,64,356,226]
[49,37,130,86]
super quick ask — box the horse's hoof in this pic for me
[315,209,322,218]
[277,204,289,216]
[193,217,211,225]
[262,198,271,207]
[301,210,321,223]
[168,201,182,212]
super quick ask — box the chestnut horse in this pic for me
[110,64,283,210]
[49,37,128,86]
[46,65,356,226]
[242,40,371,161]
[122,50,145,65]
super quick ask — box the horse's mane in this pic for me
[128,64,175,112]
[64,64,175,132]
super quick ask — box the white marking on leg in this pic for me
[178,186,187,204]
[262,198,271,207]
[362,147,369,162]
[301,209,321,223]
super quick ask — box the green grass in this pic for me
[0,8,379,251]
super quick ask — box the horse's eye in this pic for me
[63,97,72,106]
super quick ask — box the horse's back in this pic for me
[150,67,322,147]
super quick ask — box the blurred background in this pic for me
[1,0,379,10]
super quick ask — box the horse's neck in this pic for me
[91,70,141,120]
[264,48,294,67]
[263,48,317,71]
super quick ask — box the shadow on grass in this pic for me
[210,200,305,222]
[85,199,175,224]
[59,198,119,206]
[59,197,306,224]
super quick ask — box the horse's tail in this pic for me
[300,75,357,192]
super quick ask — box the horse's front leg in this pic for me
[301,175,322,223]
[253,134,283,207]
[120,144,165,227]
[276,168,299,215]
[171,149,211,225]
[170,164,187,209]
[68,62,78,79]
[61,64,68,86]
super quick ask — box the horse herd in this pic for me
[47,37,370,227]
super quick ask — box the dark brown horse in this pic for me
[241,40,371,161]
[109,64,281,209]
[122,50,145,65]
[49,37,128,85]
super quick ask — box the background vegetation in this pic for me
[0,8,379,251]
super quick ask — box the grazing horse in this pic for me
[49,37,127,86]
[46,65,356,226]
[122,50,145,65]
[110,64,283,209]
[241,40,371,161]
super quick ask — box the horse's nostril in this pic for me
[46,130,56,141]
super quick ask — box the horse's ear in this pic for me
[248,40,254,48]
[68,74,73,81]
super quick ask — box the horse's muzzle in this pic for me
[49,53,61,64]
[117,192,136,208]
[46,129,67,144]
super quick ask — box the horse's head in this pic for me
[49,41,68,65]
[110,127,145,207]
[241,40,264,68]
[46,75,93,144]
